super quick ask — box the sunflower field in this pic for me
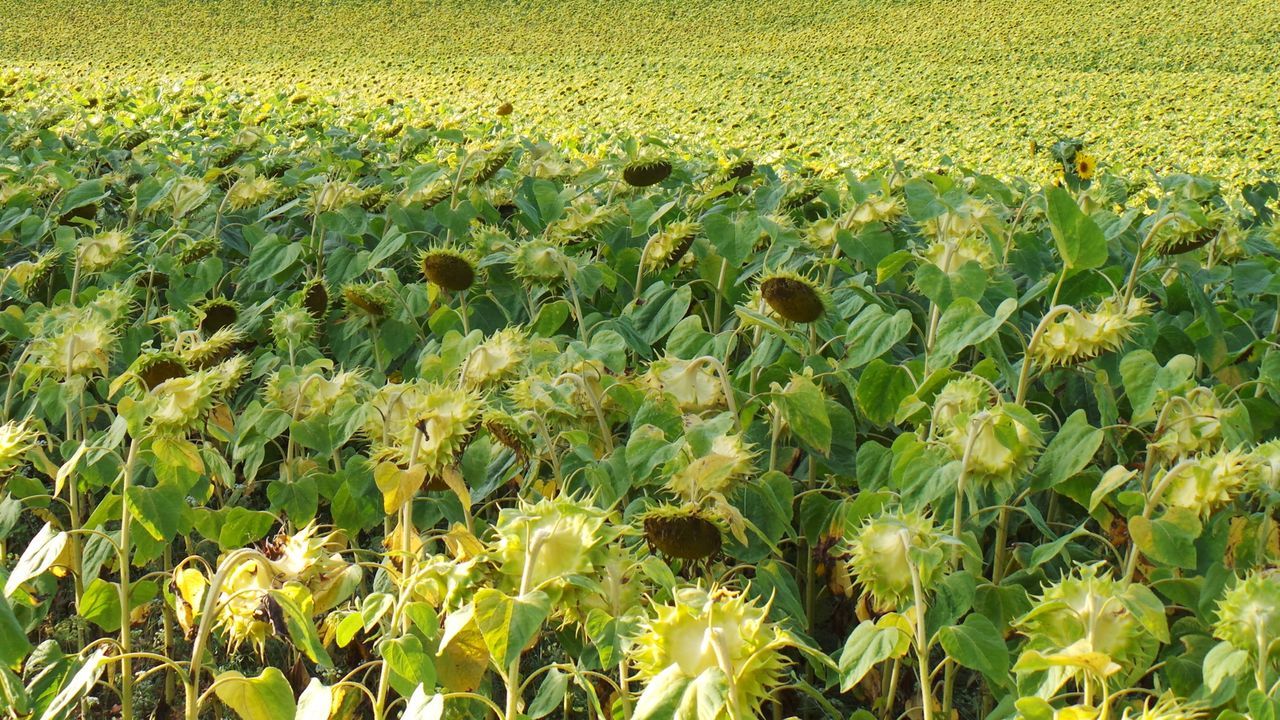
[2,3,1280,720]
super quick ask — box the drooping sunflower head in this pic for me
[640,503,724,561]
[666,430,756,500]
[270,302,316,349]
[1161,448,1254,517]
[1150,387,1225,462]
[512,238,569,287]
[1214,569,1280,660]
[29,306,118,379]
[757,270,829,324]
[226,173,279,211]
[7,249,62,299]
[845,510,945,611]
[623,158,673,188]
[482,409,533,460]
[1016,563,1157,673]
[362,381,481,474]
[462,328,526,387]
[492,495,613,597]
[126,350,189,391]
[643,355,722,413]
[940,404,1043,493]
[197,297,240,335]
[265,361,366,420]
[261,523,362,615]
[931,377,992,428]
[641,221,701,273]
[340,282,393,322]
[148,370,223,434]
[420,246,478,292]
[632,585,793,719]
[76,229,132,273]
[1032,298,1150,368]
[0,420,37,474]
[178,326,243,369]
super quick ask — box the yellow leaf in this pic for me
[374,461,425,515]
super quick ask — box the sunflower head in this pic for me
[9,249,62,299]
[197,297,240,335]
[226,174,279,210]
[1015,563,1162,686]
[642,221,701,273]
[939,404,1043,493]
[643,356,721,413]
[492,496,613,599]
[845,510,945,611]
[127,350,189,391]
[632,585,793,719]
[300,277,329,320]
[1161,448,1253,517]
[757,270,829,324]
[1074,152,1098,181]
[270,303,316,348]
[77,229,132,273]
[512,238,568,286]
[178,326,243,369]
[420,247,477,292]
[340,282,393,322]
[623,158,673,188]
[462,328,526,387]
[482,409,533,460]
[1214,569,1280,660]
[1150,387,1225,462]
[0,420,37,474]
[640,503,723,561]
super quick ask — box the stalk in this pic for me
[906,532,934,720]
[117,438,141,720]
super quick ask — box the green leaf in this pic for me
[4,523,67,597]
[382,635,436,698]
[213,668,297,720]
[126,482,185,542]
[1046,186,1107,271]
[838,617,910,691]
[79,578,159,633]
[1203,640,1248,692]
[930,297,1016,370]
[1129,508,1200,569]
[856,360,914,427]
[472,589,550,667]
[937,614,1009,685]
[527,668,570,719]
[843,305,912,369]
[0,592,31,667]
[43,648,108,720]
[1031,410,1103,491]
[270,584,332,667]
[633,665,692,720]
[775,373,832,453]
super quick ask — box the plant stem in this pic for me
[905,531,933,720]
[117,438,141,720]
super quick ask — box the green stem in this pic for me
[907,533,934,720]
[118,438,141,720]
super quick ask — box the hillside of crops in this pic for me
[2,0,1279,179]
[3,2,1280,720]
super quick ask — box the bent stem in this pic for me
[1015,304,1078,405]
[184,549,268,720]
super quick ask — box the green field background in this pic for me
[4,0,1278,177]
